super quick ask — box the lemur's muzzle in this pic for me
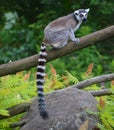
[83,18,87,22]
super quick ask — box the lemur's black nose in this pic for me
[83,18,87,22]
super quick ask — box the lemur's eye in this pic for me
[75,12,78,15]
[80,14,84,17]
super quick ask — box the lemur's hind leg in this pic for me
[51,40,68,49]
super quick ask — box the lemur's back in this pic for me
[45,13,76,30]
[43,13,77,46]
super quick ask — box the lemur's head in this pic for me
[74,9,90,23]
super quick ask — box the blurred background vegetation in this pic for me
[0,0,114,76]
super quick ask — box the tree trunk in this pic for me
[20,88,99,130]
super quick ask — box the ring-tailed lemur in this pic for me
[37,8,90,119]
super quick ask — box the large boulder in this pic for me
[20,87,99,130]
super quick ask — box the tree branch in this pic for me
[0,26,114,77]
[89,89,112,97]
[10,120,27,128]
[0,102,31,120]
[73,73,114,89]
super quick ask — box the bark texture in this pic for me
[90,89,112,97]
[0,26,114,77]
[20,88,99,130]
[73,73,114,89]
[0,102,31,120]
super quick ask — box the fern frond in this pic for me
[97,123,106,130]
[0,109,9,116]
[86,109,99,115]
[65,71,79,84]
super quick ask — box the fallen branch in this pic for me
[0,26,114,77]
[73,73,114,89]
[10,120,27,128]
[0,102,31,120]
[89,89,112,97]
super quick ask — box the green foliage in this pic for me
[0,73,36,108]
[78,25,92,36]
[110,60,114,72]
[0,109,9,116]
[0,11,38,63]
[0,71,36,129]
[65,71,79,84]
[0,28,38,63]
[80,63,114,130]
[94,83,114,130]
[86,109,99,115]
[44,65,79,92]
[97,123,106,130]
[97,96,114,129]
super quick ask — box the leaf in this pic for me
[0,109,9,116]
[97,123,105,130]
[79,120,88,130]
[50,79,56,89]
[24,71,31,81]
[62,75,68,81]
[111,80,114,86]
[16,71,23,76]
[49,79,64,90]
[62,75,69,86]
[45,74,48,79]
[86,109,99,115]
[84,63,94,77]
[99,97,105,108]
[100,113,113,130]
[50,64,56,77]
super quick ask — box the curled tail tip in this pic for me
[40,110,49,119]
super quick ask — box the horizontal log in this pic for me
[0,26,114,76]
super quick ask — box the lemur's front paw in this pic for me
[74,38,80,45]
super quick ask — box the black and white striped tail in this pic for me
[36,43,49,119]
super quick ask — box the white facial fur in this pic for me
[74,8,90,22]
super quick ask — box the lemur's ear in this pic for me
[85,8,90,13]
